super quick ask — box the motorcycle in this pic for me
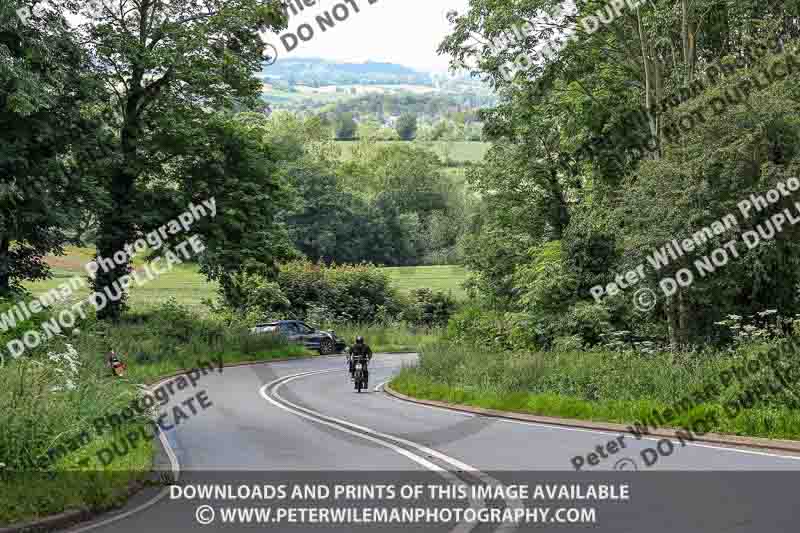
[353,360,368,393]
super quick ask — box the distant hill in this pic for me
[261,58,433,86]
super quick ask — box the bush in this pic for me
[446,303,516,350]
[513,241,577,315]
[552,335,584,353]
[233,261,402,324]
[404,288,458,327]
[0,293,59,365]
[209,272,290,317]
[72,299,302,373]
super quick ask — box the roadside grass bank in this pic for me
[74,299,309,383]
[333,323,443,353]
[0,298,307,527]
[0,429,152,526]
[0,292,441,526]
[391,341,800,441]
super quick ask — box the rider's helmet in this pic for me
[356,336,364,345]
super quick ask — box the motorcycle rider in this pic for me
[349,336,373,388]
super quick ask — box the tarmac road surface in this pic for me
[66,353,800,533]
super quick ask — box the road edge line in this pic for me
[259,370,485,533]
[2,377,188,533]
[0,353,416,532]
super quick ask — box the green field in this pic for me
[337,141,490,164]
[23,248,218,311]
[25,250,469,309]
[381,265,468,299]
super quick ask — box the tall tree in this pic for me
[69,0,287,320]
[0,1,102,293]
[442,0,800,345]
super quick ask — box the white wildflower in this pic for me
[48,344,81,393]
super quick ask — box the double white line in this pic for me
[260,369,523,533]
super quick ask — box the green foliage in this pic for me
[168,114,296,310]
[393,339,800,439]
[395,112,418,141]
[446,303,516,351]
[334,112,357,140]
[334,141,471,265]
[513,241,577,315]
[443,1,800,346]
[0,297,304,525]
[403,288,458,327]
[207,272,290,318]
[283,171,418,266]
[332,322,443,353]
[240,261,401,324]
[0,2,102,291]
[358,118,398,141]
[562,209,619,296]
[0,293,54,363]
[67,0,289,320]
[255,112,472,267]
[381,265,469,299]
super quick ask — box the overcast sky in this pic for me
[263,0,471,72]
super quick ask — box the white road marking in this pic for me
[67,381,182,533]
[382,385,476,418]
[495,418,800,462]
[261,369,519,533]
[374,356,800,464]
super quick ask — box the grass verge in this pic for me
[327,323,443,353]
[0,298,309,527]
[391,341,800,441]
[0,424,153,526]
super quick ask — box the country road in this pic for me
[68,353,800,533]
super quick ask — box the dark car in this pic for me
[251,320,347,355]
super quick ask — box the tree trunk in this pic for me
[666,295,680,346]
[677,287,689,345]
[548,169,569,239]
[93,97,142,321]
[636,9,660,157]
